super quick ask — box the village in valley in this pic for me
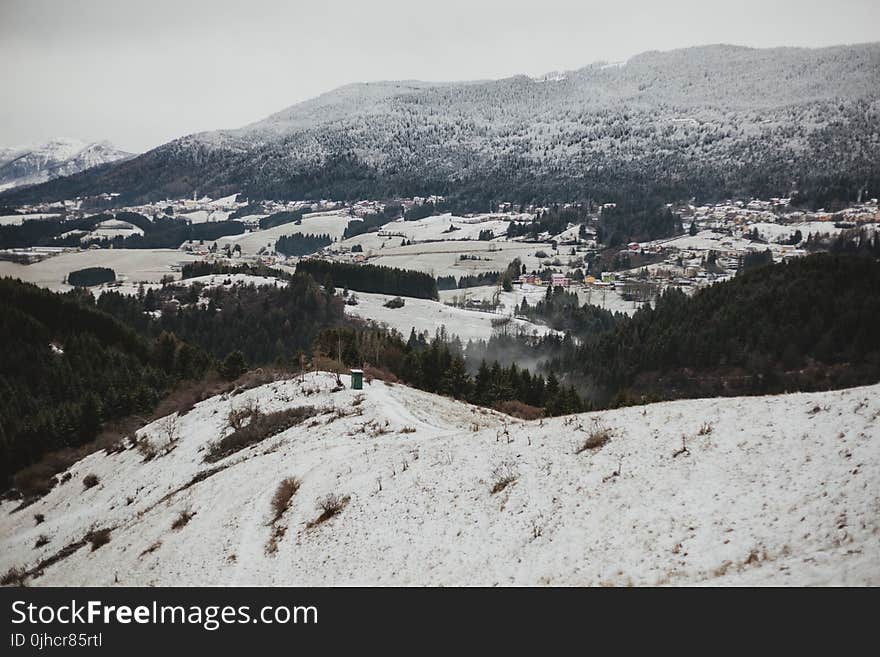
[2,191,878,339]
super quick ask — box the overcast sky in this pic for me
[1,0,877,153]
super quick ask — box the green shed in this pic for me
[350,368,364,390]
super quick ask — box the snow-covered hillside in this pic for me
[2,373,877,586]
[0,138,132,191]
[344,290,554,342]
[5,43,878,204]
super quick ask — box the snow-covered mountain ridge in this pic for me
[2,372,877,586]
[0,138,133,192]
[4,43,878,204]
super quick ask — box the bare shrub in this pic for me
[531,519,544,539]
[602,458,623,483]
[34,534,50,549]
[317,493,347,516]
[226,401,261,432]
[362,365,398,384]
[312,354,342,375]
[13,451,81,499]
[576,422,611,454]
[82,474,100,489]
[206,406,320,462]
[86,527,112,551]
[265,525,287,555]
[104,439,127,455]
[155,368,294,420]
[154,376,229,418]
[171,509,196,530]
[672,435,690,458]
[271,477,302,522]
[698,422,713,436]
[493,400,544,421]
[490,461,519,494]
[34,513,45,526]
[400,426,416,434]
[307,493,350,528]
[137,439,158,462]
[1,566,27,587]
[235,367,294,392]
[139,541,162,558]
[157,414,180,445]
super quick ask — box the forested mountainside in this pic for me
[4,43,878,206]
[0,279,203,485]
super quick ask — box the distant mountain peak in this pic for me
[0,138,134,192]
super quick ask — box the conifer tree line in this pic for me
[259,208,311,229]
[96,272,343,366]
[803,228,880,258]
[275,233,332,257]
[342,204,403,239]
[0,211,248,250]
[506,205,592,239]
[436,271,504,290]
[180,261,291,280]
[403,199,453,220]
[92,216,246,249]
[0,213,110,249]
[67,267,116,287]
[0,278,212,485]
[296,259,438,299]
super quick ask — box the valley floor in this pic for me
[1,373,877,586]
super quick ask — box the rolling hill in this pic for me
[2,371,877,585]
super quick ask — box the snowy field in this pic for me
[90,273,290,298]
[334,213,517,254]
[365,240,554,280]
[656,229,776,253]
[173,273,288,290]
[214,210,352,255]
[178,210,232,224]
[0,213,61,226]
[744,221,876,243]
[0,249,198,291]
[656,223,875,254]
[440,283,645,317]
[344,291,554,342]
[2,372,877,586]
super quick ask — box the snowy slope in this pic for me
[332,213,514,254]
[2,373,877,586]
[344,291,554,342]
